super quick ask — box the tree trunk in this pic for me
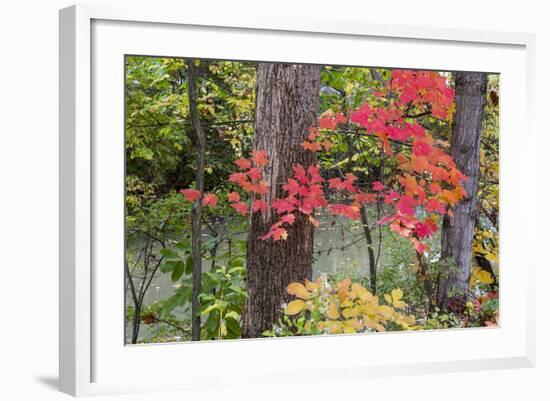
[360,205,377,294]
[187,60,206,340]
[436,72,487,311]
[242,63,321,338]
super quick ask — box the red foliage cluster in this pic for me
[226,150,270,215]
[350,70,464,251]
[179,188,218,208]
[391,69,455,120]
[263,164,328,241]
[180,69,467,254]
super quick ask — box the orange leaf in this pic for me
[287,282,310,300]
[201,193,218,208]
[252,150,269,167]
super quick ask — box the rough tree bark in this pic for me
[187,60,206,340]
[242,63,321,338]
[436,71,487,311]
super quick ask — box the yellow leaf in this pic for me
[337,288,348,303]
[340,300,354,308]
[364,316,385,332]
[478,269,494,284]
[384,294,393,304]
[324,321,343,334]
[305,278,320,291]
[342,307,358,319]
[351,283,372,302]
[326,303,340,320]
[342,322,357,334]
[339,278,352,290]
[375,324,386,332]
[391,288,406,308]
[378,305,394,319]
[344,319,363,331]
[391,288,403,302]
[286,300,305,315]
[287,282,310,300]
[406,314,417,325]
[470,267,495,287]
[393,300,406,308]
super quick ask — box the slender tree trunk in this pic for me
[360,205,377,294]
[436,72,487,311]
[187,60,206,340]
[243,63,321,338]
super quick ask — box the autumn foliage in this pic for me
[263,277,416,336]
[181,69,467,254]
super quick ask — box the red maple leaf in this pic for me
[412,140,432,157]
[234,158,251,170]
[252,199,268,213]
[329,204,360,219]
[425,198,446,214]
[396,195,417,216]
[231,202,249,216]
[202,193,218,208]
[247,167,262,181]
[227,192,240,203]
[302,141,322,152]
[280,213,296,225]
[355,192,376,204]
[180,188,200,202]
[293,164,308,184]
[252,150,269,167]
[228,172,249,187]
[272,198,295,214]
[282,178,300,196]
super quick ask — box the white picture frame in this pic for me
[59,3,536,397]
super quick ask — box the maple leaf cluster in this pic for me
[301,110,342,152]
[179,69,467,255]
[347,69,465,252]
[226,150,270,216]
[391,69,455,120]
[293,69,466,253]
[263,164,327,241]
[179,150,269,217]
[179,188,218,208]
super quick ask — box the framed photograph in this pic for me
[59,4,536,397]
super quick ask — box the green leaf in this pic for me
[202,300,227,315]
[227,285,247,297]
[224,310,241,321]
[176,286,192,304]
[160,248,179,260]
[227,265,245,275]
[175,238,191,251]
[225,316,241,336]
[184,256,193,275]
[198,293,215,303]
[160,260,175,273]
[170,261,186,282]
[204,271,221,285]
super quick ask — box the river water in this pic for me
[137,213,390,307]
